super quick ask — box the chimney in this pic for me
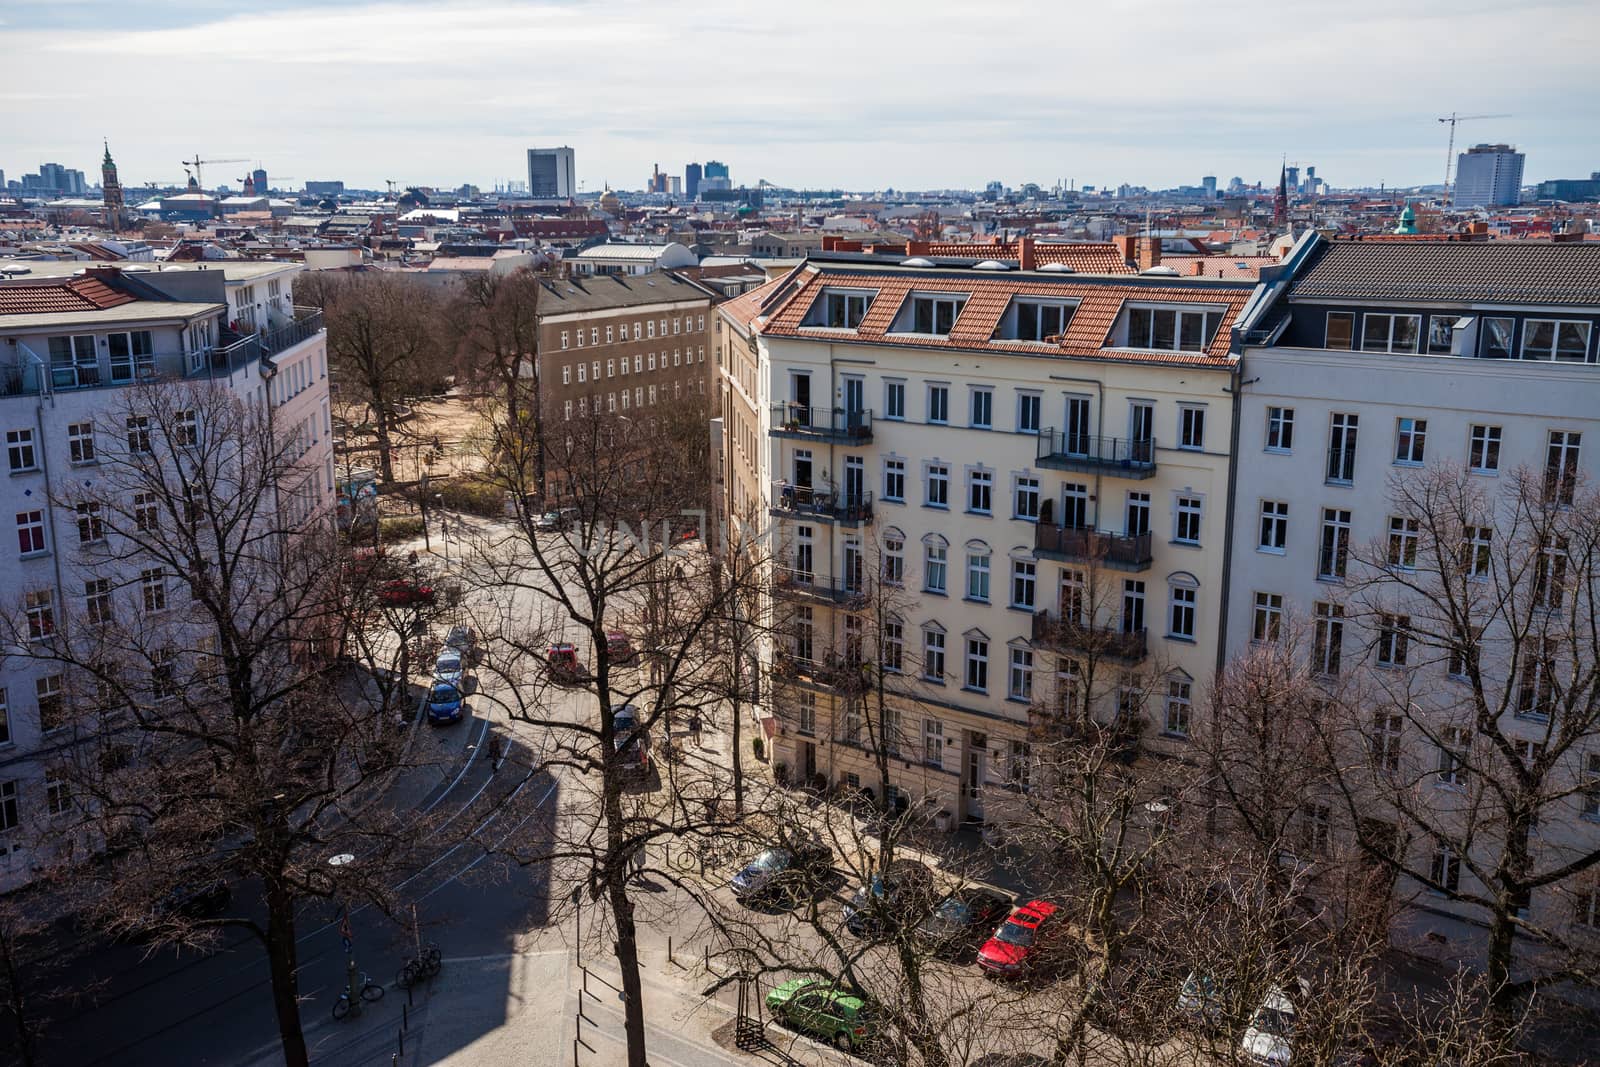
[1469,221,1489,236]
[1112,234,1136,265]
[822,235,839,252]
[1192,260,1206,276]
[1136,236,1161,271]
[906,240,930,257]
[1017,235,1037,271]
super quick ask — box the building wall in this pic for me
[1454,148,1525,208]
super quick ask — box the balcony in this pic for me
[770,482,874,527]
[1034,524,1152,571]
[771,648,872,694]
[260,306,324,358]
[1036,430,1156,479]
[771,404,873,444]
[771,568,868,608]
[1031,610,1148,663]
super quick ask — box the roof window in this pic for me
[891,293,969,337]
[994,297,1077,342]
[802,287,876,330]
[1119,305,1225,352]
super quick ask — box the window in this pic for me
[927,384,949,424]
[1179,406,1205,450]
[1174,495,1202,545]
[1462,525,1492,580]
[1014,392,1042,435]
[1125,491,1151,537]
[1126,306,1221,351]
[76,501,105,545]
[1327,413,1358,483]
[793,692,816,737]
[1534,537,1568,611]
[1013,475,1040,520]
[593,360,602,381]
[882,536,905,585]
[48,335,98,387]
[1376,613,1410,667]
[1468,425,1501,473]
[1521,319,1592,362]
[1371,712,1403,772]
[905,295,967,335]
[15,511,45,556]
[126,416,152,454]
[969,388,993,429]
[1360,313,1421,353]
[926,463,949,508]
[1319,508,1351,580]
[1266,406,1295,452]
[1395,418,1427,464]
[966,469,992,514]
[1008,647,1033,701]
[815,289,869,329]
[882,618,904,672]
[1583,753,1600,819]
[1009,299,1075,341]
[922,628,946,682]
[140,568,166,612]
[966,551,991,601]
[1431,842,1462,893]
[1325,312,1354,350]
[1122,579,1146,633]
[1259,500,1288,552]
[36,675,63,733]
[1313,601,1344,675]
[965,636,988,692]
[1169,585,1196,639]
[24,590,54,641]
[924,718,944,768]
[1387,516,1420,569]
[1517,639,1558,720]
[1011,560,1036,609]
[0,781,15,832]
[924,540,947,594]
[6,430,36,473]
[67,422,95,464]
[175,409,199,448]
[108,330,155,381]
[84,578,112,626]
[133,492,158,533]
[1162,680,1192,738]
[0,691,8,745]
[883,380,905,420]
[151,648,177,701]
[46,772,72,818]
[883,458,905,502]
[1253,592,1284,643]
[1428,316,1458,354]
[1480,316,1514,358]
[1436,728,1470,787]
[1545,431,1581,505]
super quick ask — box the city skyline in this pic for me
[2,0,1595,193]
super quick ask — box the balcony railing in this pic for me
[771,648,872,693]
[771,404,873,443]
[1031,610,1148,663]
[1036,430,1157,478]
[261,307,324,359]
[1325,445,1356,484]
[771,568,868,607]
[770,482,874,526]
[1034,524,1152,571]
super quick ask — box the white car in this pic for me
[1240,985,1297,1066]
[433,648,465,688]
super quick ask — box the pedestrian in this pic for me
[688,711,703,748]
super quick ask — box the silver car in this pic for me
[433,648,464,688]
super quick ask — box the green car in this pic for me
[765,978,876,1052]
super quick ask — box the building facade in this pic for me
[1454,144,1525,209]
[527,147,577,200]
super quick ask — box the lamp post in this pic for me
[419,473,431,552]
[436,494,448,564]
[328,853,361,1016]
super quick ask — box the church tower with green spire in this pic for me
[1393,202,1418,235]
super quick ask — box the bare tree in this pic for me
[446,268,548,496]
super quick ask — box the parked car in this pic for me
[547,643,590,685]
[606,631,639,666]
[729,842,833,904]
[764,978,877,1053]
[915,886,1013,951]
[535,507,579,532]
[1240,984,1300,1066]
[379,579,435,607]
[842,859,936,937]
[977,899,1060,977]
[433,648,464,688]
[445,624,479,662]
[1176,970,1227,1028]
[159,879,232,920]
[610,703,649,778]
[427,682,464,724]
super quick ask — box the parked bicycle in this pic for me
[332,972,385,1020]
[396,943,443,990]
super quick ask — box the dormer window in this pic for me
[1122,306,1223,352]
[893,293,968,336]
[997,298,1077,342]
[804,288,875,329]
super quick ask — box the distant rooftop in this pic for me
[536,270,713,313]
[1289,239,1600,306]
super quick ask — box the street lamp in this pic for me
[436,494,448,564]
[328,853,363,1016]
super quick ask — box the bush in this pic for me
[433,478,509,518]
[378,516,425,543]
[751,737,765,761]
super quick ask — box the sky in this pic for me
[1,0,1596,195]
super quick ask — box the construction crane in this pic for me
[385,180,398,195]
[180,154,247,189]
[1438,113,1512,209]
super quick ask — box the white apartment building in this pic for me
[745,247,1256,823]
[1230,235,1600,956]
[0,259,330,886]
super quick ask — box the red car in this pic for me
[977,899,1058,978]
[547,643,590,685]
[606,631,639,666]
[378,579,435,607]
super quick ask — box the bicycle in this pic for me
[672,834,742,875]
[331,972,385,1020]
[396,943,443,990]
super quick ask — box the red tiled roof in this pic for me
[1160,255,1278,280]
[759,268,1249,366]
[0,277,137,316]
[914,239,1134,274]
[718,271,795,332]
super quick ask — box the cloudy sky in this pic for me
[2,0,1595,194]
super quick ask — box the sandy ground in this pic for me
[340,394,493,483]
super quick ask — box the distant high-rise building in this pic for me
[1453,144,1524,209]
[527,146,576,198]
[305,180,346,197]
[704,160,729,182]
[1303,166,1316,195]
[253,167,268,194]
[1285,166,1299,194]
[667,176,682,196]
[685,162,702,199]
[1201,175,1217,199]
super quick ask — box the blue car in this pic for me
[427,682,464,724]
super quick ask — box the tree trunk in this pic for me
[373,410,395,484]
[0,930,36,1067]
[602,777,649,1067]
[263,880,310,1067]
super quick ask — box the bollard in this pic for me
[403,1003,409,1030]
[408,982,414,1008]
[573,1038,579,1067]
[704,943,709,972]
[398,1027,405,1056]
[667,935,673,964]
